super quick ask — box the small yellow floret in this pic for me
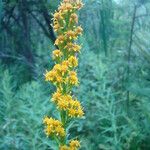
[43,117,65,137]
[70,13,78,23]
[75,26,83,36]
[69,140,80,149]
[45,70,56,82]
[53,50,63,60]
[67,71,78,85]
[68,56,78,67]
[68,99,84,117]
[59,145,69,150]
[55,35,65,46]
[61,61,69,75]
[52,89,62,103]
[65,43,81,52]
[66,30,77,40]
[54,12,63,20]
[59,139,80,150]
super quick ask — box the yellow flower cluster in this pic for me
[45,56,79,86]
[43,0,84,149]
[53,0,83,57]
[53,0,83,34]
[43,117,65,137]
[52,90,84,117]
[60,140,80,150]
[52,49,63,60]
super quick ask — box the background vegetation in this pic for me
[0,0,150,149]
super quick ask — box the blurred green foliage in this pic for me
[1,0,150,149]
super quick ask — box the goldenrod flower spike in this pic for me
[43,0,84,149]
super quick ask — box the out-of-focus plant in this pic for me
[43,0,84,149]
[0,67,53,149]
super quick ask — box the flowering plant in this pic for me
[43,0,84,149]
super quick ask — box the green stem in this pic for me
[54,135,60,145]
[60,110,68,145]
